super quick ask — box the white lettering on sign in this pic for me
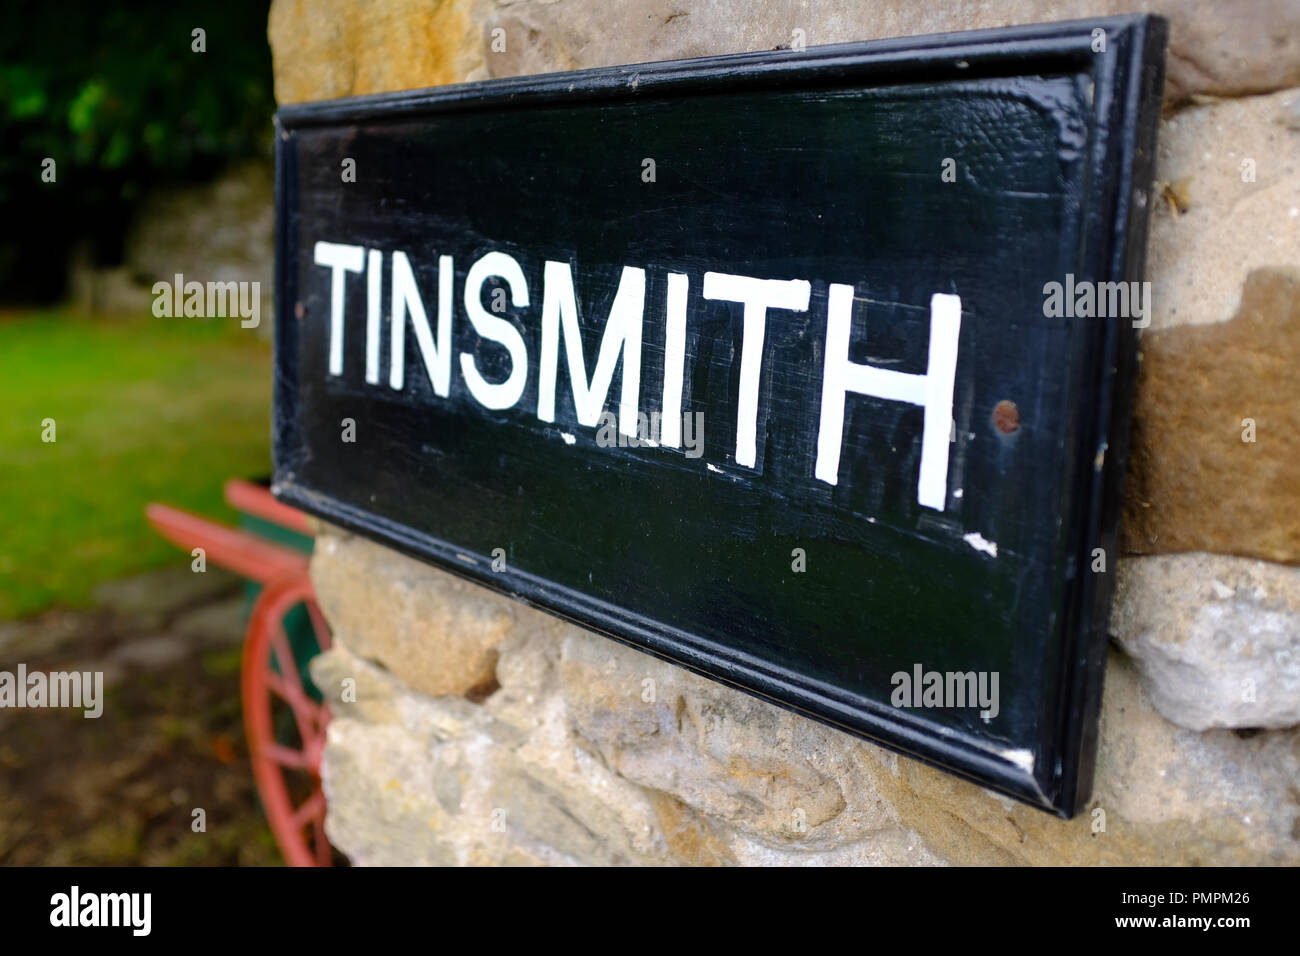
[538,262,646,438]
[312,242,962,512]
[701,272,811,469]
[460,251,530,410]
[815,287,961,510]
[659,272,690,449]
[390,250,455,396]
[312,241,364,377]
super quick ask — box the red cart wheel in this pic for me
[242,574,335,867]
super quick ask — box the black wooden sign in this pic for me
[273,16,1167,816]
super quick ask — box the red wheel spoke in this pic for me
[302,728,326,774]
[266,669,326,744]
[262,742,310,769]
[265,667,310,712]
[270,624,306,699]
[306,601,332,651]
[291,790,325,830]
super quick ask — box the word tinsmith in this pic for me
[314,242,962,511]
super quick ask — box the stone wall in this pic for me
[269,0,1300,865]
[69,160,273,325]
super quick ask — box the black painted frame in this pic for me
[273,15,1167,817]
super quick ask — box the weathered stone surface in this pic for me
[1125,90,1300,566]
[1153,0,1300,102]
[472,0,1300,105]
[268,0,1300,107]
[313,627,951,866]
[554,628,881,850]
[1111,553,1300,730]
[1122,268,1300,564]
[126,161,273,307]
[314,597,1300,866]
[1145,90,1300,332]
[268,0,478,104]
[884,650,1300,864]
[70,161,276,323]
[309,527,516,698]
[311,636,703,866]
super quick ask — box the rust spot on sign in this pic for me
[993,400,1020,434]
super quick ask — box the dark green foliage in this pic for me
[0,1,274,301]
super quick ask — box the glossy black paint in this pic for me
[273,16,1166,816]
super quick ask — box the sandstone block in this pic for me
[1122,269,1300,564]
[309,526,519,698]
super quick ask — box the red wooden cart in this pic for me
[147,479,335,867]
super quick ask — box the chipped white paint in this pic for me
[963,531,998,557]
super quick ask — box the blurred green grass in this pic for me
[0,310,272,618]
